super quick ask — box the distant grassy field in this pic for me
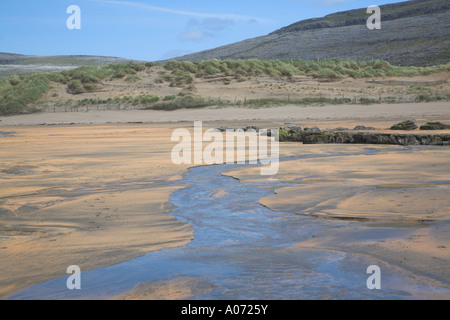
[1,58,449,116]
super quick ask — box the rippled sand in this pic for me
[224,144,450,291]
[1,105,450,299]
[0,124,194,298]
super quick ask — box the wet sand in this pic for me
[0,124,194,299]
[224,144,450,290]
[12,160,449,300]
[1,103,450,299]
[115,277,217,300]
[1,102,449,127]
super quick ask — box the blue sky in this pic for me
[0,0,395,61]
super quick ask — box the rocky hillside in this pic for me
[176,0,450,66]
[0,52,136,66]
[0,53,142,79]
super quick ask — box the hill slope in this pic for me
[0,53,140,79]
[176,0,450,66]
[0,52,137,66]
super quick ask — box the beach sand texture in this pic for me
[0,124,194,298]
[1,103,449,299]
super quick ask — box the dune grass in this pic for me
[148,95,227,111]
[161,58,450,80]
[1,58,449,115]
[0,74,50,115]
[243,97,352,108]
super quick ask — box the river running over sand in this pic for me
[10,148,450,300]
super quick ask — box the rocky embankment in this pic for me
[278,121,450,146]
[280,129,450,146]
[216,121,450,146]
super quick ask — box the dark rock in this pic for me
[304,127,321,133]
[287,126,302,132]
[278,126,450,146]
[390,120,418,131]
[243,126,260,132]
[333,127,350,131]
[214,127,229,132]
[420,122,450,130]
[301,132,331,144]
[260,129,279,137]
[354,125,377,131]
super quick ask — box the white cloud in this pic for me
[90,0,273,43]
[177,30,213,41]
[90,0,269,23]
[179,17,235,42]
[200,18,235,31]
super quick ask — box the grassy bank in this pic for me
[1,58,449,115]
[0,74,50,115]
[162,58,450,80]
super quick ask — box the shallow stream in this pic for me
[10,149,450,299]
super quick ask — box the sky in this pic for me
[0,0,395,61]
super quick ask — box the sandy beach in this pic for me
[1,102,449,127]
[224,144,450,290]
[3,0,450,302]
[1,102,450,299]
[0,123,195,298]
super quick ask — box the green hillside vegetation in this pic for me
[163,59,450,79]
[0,74,50,115]
[1,59,449,115]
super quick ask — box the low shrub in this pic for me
[149,95,221,111]
[0,74,49,115]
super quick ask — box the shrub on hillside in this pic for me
[0,74,49,115]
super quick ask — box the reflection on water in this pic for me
[9,149,450,300]
[0,131,16,138]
